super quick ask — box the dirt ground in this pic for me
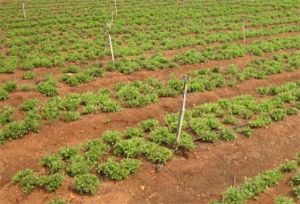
[0,66,300,203]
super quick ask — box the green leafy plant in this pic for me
[19,99,39,112]
[102,130,122,145]
[97,158,141,180]
[73,173,100,195]
[40,154,64,173]
[23,71,36,80]
[0,106,14,125]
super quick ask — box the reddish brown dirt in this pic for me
[0,68,299,203]
[1,112,300,204]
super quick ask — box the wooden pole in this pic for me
[243,20,246,44]
[108,34,115,62]
[175,76,188,149]
[22,3,27,21]
[114,0,118,15]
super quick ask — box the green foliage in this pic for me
[38,173,64,192]
[220,127,237,141]
[115,78,160,108]
[40,154,64,173]
[270,108,287,121]
[73,173,100,195]
[2,81,17,92]
[279,160,298,173]
[37,75,57,96]
[293,186,300,199]
[97,158,141,180]
[237,127,253,137]
[22,71,36,80]
[19,99,39,112]
[292,172,300,185]
[48,198,70,204]
[59,147,79,160]
[43,97,61,120]
[114,138,173,163]
[149,127,194,150]
[138,119,159,132]
[11,168,39,193]
[248,115,272,128]
[63,111,80,122]
[222,170,282,203]
[84,139,109,162]
[61,65,81,73]
[0,106,14,125]
[20,84,32,91]
[125,127,143,138]
[0,88,9,100]
[102,130,122,145]
[67,155,92,176]
[275,196,295,204]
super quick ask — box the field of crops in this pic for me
[0,0,300,203]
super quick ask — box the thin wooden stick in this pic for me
[175,76,188,149]
[22,3,27,21]
[114,0,118,15]
[108,34,115,62]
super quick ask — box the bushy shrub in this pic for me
[12,168,39,193]
[0,88,9,100]
[22,71,36,80]
[40,154,64,173]
[84,139,109,162]
[59,147,79,160]
[138,119,159,132]
[97,158,141,180]
[237,126,253,137]
[67,155,92,176]
[293,186,300,199]
[43,97,61,120]
[37,76,57,96]
[102,130,122,145]
[2,81,17,92]
[292,172,300,185]
[38,173,64,192]
[73,173,100,195]
[0,106,14,125]
[279,160,298,173]
[19,99,39,112]
[220,127,237,141]
[275,196,294,204]
[125,127,143,138]
[63,111,80,122]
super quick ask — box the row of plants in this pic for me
[0,88,120,143]
[209,153,300,204]
[274,164,300,204]
[0,81,17,101]
[1,51,299,143]
[11,81,300,195]
[1,0,299,74]
[115,51,300,107]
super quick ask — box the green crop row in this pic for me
[1,51,299,143]
[209,153,300,204]
[11,81,300,195]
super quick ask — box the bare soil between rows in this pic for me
[0,67,299,203]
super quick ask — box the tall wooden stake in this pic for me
[22,3,27,21]
[243,20,246,44]
[175,76,188,149]
[108,34,115,62]
[114,0,118,15]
